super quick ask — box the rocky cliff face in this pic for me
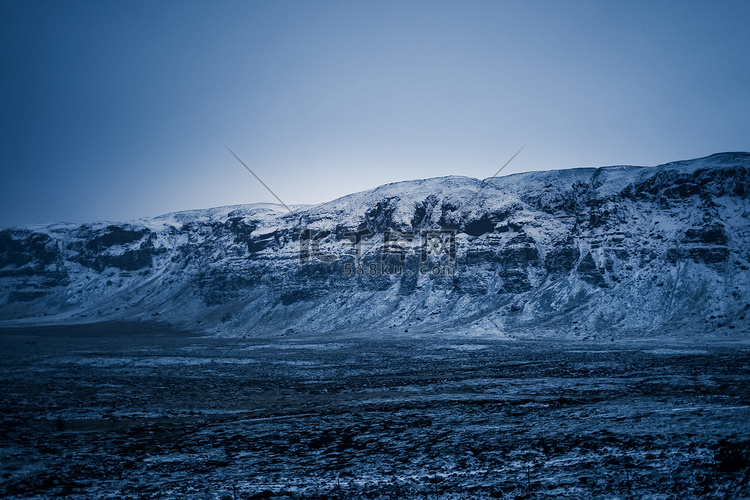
[1,152,749,338]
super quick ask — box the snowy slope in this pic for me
[1,152,749,339]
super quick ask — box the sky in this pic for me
[1,0,749,227]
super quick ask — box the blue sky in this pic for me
[1,0,748,227]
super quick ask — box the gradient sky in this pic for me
[1,0,749,227]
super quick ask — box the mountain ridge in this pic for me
[1,152,749,339]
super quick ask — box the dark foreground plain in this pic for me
[1,323,749,499]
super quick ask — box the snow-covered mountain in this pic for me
[1,152,749,338]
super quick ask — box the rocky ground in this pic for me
[1,322,749,499]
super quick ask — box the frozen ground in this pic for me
[1,322,749,499]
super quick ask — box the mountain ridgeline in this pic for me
[1,153,749,338]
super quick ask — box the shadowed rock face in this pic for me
[1,153,749,338]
